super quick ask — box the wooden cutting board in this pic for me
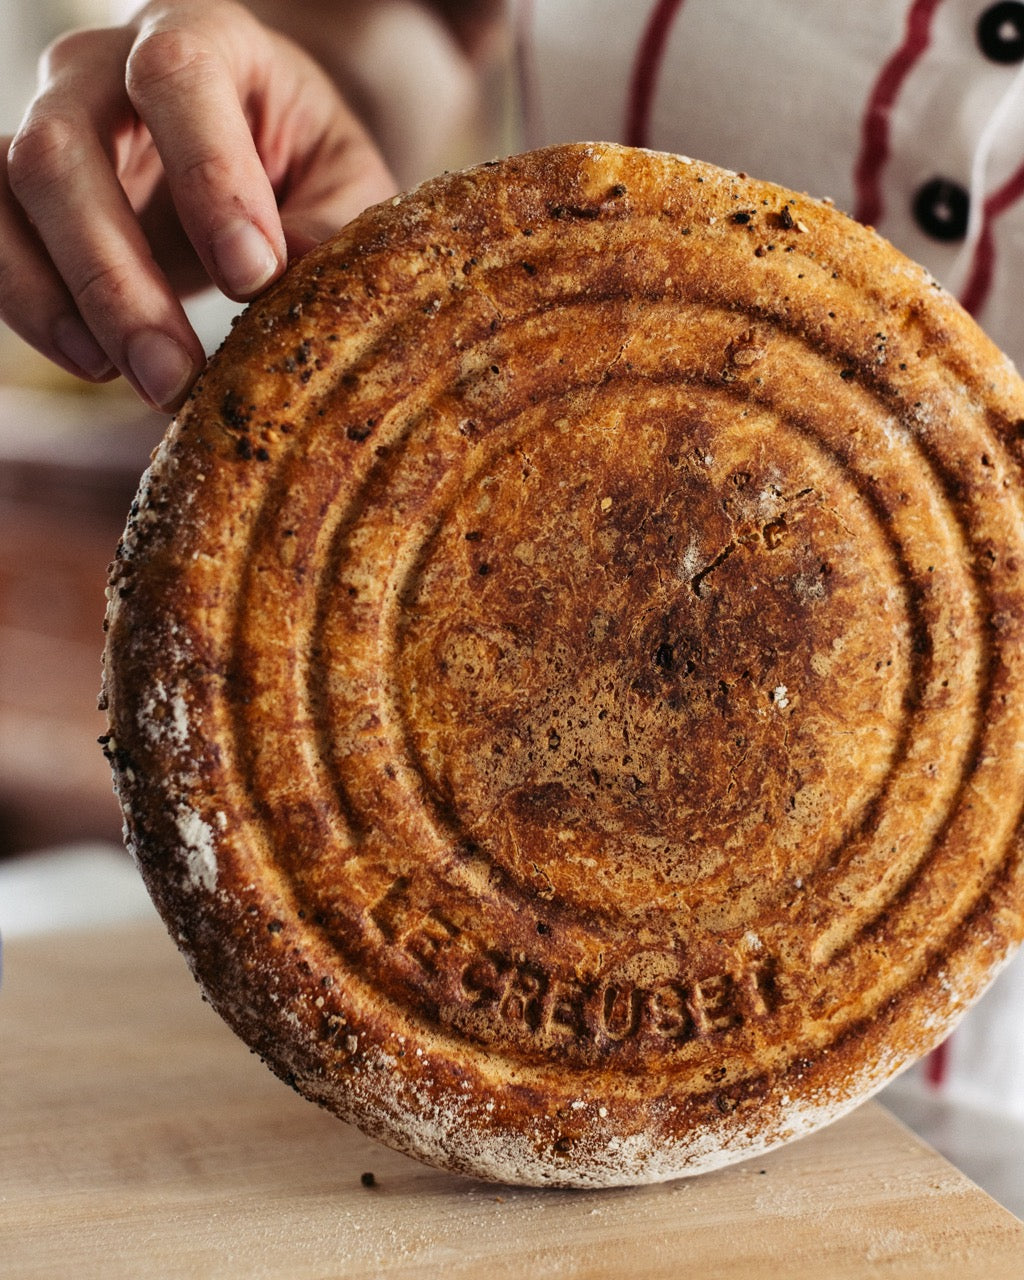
[2,919,1023,1279]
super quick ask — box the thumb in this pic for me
[279,150,398,261]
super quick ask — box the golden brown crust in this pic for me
[102,143,1024,1186]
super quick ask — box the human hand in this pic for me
[1,0,396,411]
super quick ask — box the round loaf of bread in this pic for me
[102,143,1024,1186]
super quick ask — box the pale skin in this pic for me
[0,0,499,411]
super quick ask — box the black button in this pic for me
[912,178,970,242]
[977,2,1024,63]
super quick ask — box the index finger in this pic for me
[124,6,286,301]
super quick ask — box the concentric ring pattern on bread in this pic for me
[101,142,1024,1187]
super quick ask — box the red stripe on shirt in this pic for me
[925,1037,950,1088]
[854,0,944,228]
[625,0,686,148]
[959,156,1024,316]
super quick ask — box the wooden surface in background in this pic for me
[3,919,1023,1279]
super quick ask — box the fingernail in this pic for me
[127,329,195,409]
[53,315,113,380]
[212,219,280,297]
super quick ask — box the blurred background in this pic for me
[0,1,168,858]
[0,3,109,130]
